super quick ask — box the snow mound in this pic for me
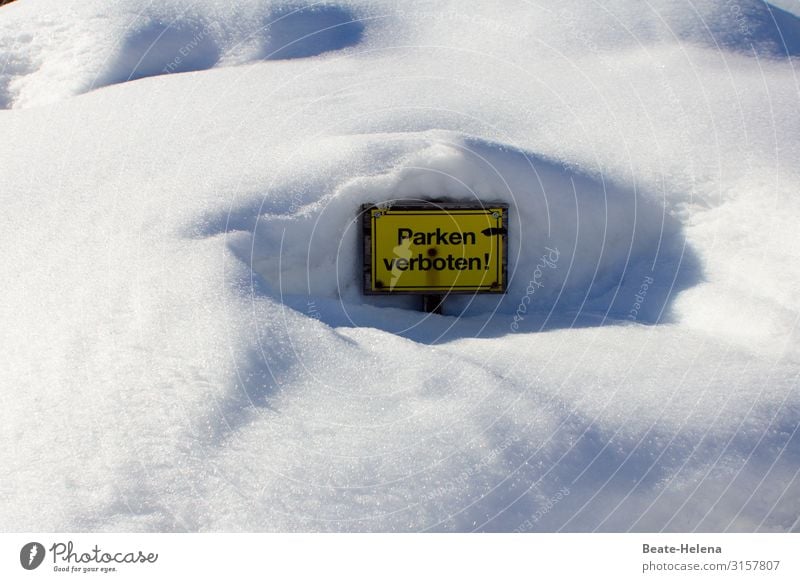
[97,4,365,88]
[393,0,800,64]
[95,16,223,87]
[0,0,367,109]
[705,1,800,56]
[1,0,798,533]
[2,0,798,110]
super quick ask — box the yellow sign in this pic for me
[362,203,508,294]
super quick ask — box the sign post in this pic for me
[361,202,508,311]
[422,293,444,314]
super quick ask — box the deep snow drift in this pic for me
[1,0,799,532]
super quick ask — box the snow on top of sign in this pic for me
[0,0,799,532]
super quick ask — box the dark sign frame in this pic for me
[361,201,509,295]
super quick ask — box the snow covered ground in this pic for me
[1,0,799,532]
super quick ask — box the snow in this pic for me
[1,0,798,532]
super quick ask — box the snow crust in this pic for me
[1,0,799,531]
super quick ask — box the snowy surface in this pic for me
[1,0,799,532]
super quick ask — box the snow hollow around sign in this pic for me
[196,132,698,335]
[1,0,799,533]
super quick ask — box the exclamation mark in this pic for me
[484,253,490,270]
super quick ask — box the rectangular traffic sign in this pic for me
[362,202,508,294]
